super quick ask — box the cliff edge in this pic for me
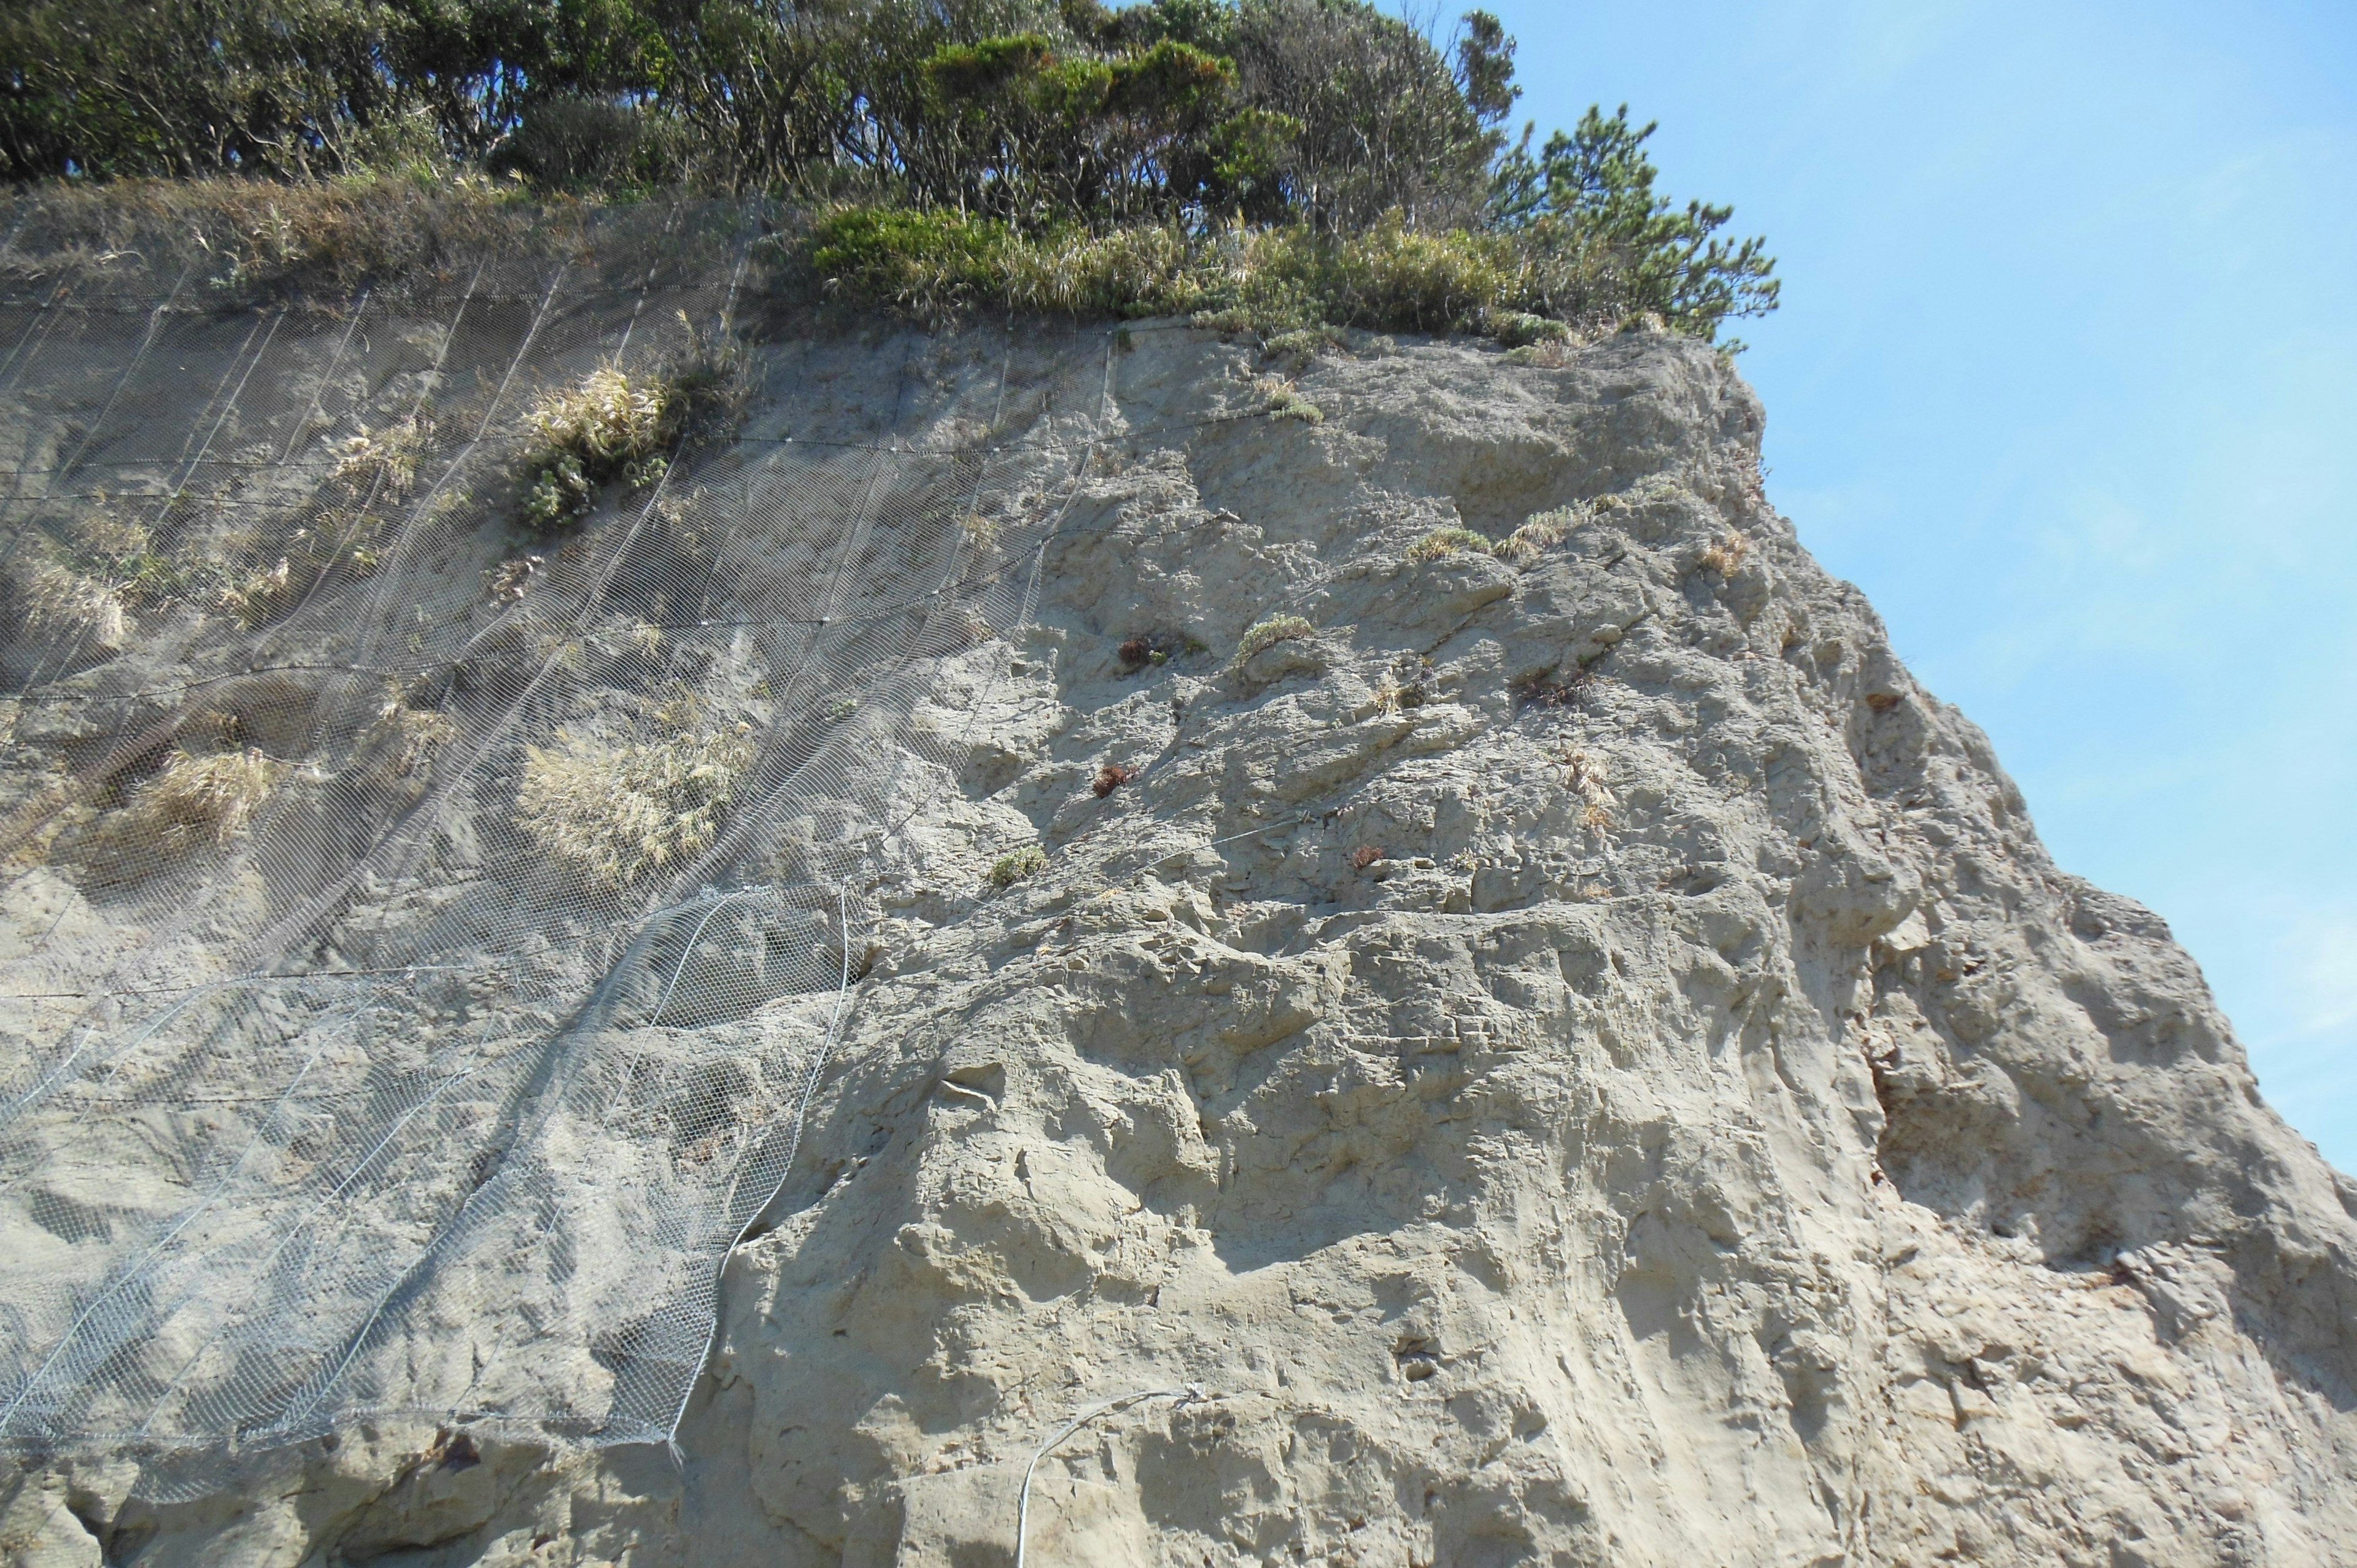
[2,309,2353,1567]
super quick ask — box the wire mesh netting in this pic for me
[0,202,1112,1453]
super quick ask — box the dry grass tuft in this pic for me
[25,560,132,651]
[958,511,1002,551]
[1493,505,1582,566]
[1560,747,1614,830]
[516,707,755,888]
[331,415,431,500]
[1,177,549,303]
[358,687,459,785]
[1697,531,1750,576]
[117,747,288,851]
[1406,527,1496,564]
[214,557,298,627]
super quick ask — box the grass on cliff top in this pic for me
[0,176,743,304]
[793,206,1684,339]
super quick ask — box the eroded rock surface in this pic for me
[6,322,2353,1566]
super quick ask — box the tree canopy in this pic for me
[0,0,1778,336]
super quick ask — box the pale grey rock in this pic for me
[4,322,2353,1567]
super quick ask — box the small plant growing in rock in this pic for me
[358,695,458,784]
[1117,632,1188,672]
[519,366,673,529]
[1406,527,1496,564]
[1093,762,1133,798]
[827,697,859,720]
[487,554,543,601]
[1561,747,1614,830]
[958,511,1002,550]
[516,701,755,888]
[1236,614,1313,662]
[215,557,295,627]
[1493,506,1580,566]
[1503,340,1574,369]
[1262,326,1346,373]
[1352,844,1384,870]
[1519,665,1594,709]
[989,844,1047,888]
[330,415,430,500]
[1260,380,1325,425]
[1489,311,1569,349]
[1697,532,1750,575]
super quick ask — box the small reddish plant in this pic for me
[1117,632,1188,672]
[1093,762,1134,798]
[1352,844,1384,870]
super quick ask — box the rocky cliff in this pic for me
[4,311,2354,1567]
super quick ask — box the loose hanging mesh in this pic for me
[0,203,1110,1453]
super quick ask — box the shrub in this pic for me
[1236,613,1313,661]
[516,711,755,888]
[1093,762,1133,797]
[989,844,1047,888]
[519,368,673,528]
[1406,527,1495,563]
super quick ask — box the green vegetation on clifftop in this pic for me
[1,0,1776,339]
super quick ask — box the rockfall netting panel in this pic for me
[0,204,1110,1452]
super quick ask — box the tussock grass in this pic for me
[1495,506,1579,566]
[117,747,287,850]
[521,367,673,528]
[1,176,548,301]
[24,560,132,651]
[800,207,1587,340]
[1697,532,1751,576]
[358,692,458,784]
[331,415,430,500]
[1405,527,1496,564]
[17,509,220,651]
[516,707,755,888]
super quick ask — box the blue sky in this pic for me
[1468,0,2357,1168]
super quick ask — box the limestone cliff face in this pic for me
[6,322,2355,1566]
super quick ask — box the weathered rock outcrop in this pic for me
[5,319,2353,1566]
